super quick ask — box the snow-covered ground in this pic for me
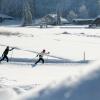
[0,25,100,100]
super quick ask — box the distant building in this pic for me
[89,15,100,28]
[0,14,13,23]
[41,14,69,25]
[72,19,94,25]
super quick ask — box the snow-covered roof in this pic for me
[47,14,57,18]
[95,15,100,19]
[61,17,69,23]
[0,13,13,19]
[73,19,94,21]
[45,13,69,23]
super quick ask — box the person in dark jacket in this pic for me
[0,46,14,62]
[35,49,50,65]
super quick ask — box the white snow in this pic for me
[0,25,100,100]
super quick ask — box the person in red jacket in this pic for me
[35,49,50,65]
[0,46,14,62]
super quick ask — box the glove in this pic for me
[36,55,38,57]
[48,52,50,54]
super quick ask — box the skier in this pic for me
[35,49,50,65]
[0,46,14,62]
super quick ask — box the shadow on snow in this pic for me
[0,57,91,66]
[22,68,100,100]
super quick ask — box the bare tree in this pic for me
[57,10,61,25]
[22,0,32,26]
[28,0,36,18]
[56,3,62,25]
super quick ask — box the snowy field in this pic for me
[0,25,100,100]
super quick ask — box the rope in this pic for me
[0,43,67,60]
[10,50,13,61]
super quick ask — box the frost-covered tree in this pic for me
[0,0,100,19]
[67,10,78,22]
[56,10,61,25]
[22,0,32,26]
[78,5,89,18]
[28,0,36,18]
[56,2,64,25]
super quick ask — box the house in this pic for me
[0,14,13,23]
[41,14,69,25]
[88,15,100,28]
[72,19,94,25]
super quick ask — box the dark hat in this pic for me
[43,49,46,52]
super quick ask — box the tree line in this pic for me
[0,0,100,20]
